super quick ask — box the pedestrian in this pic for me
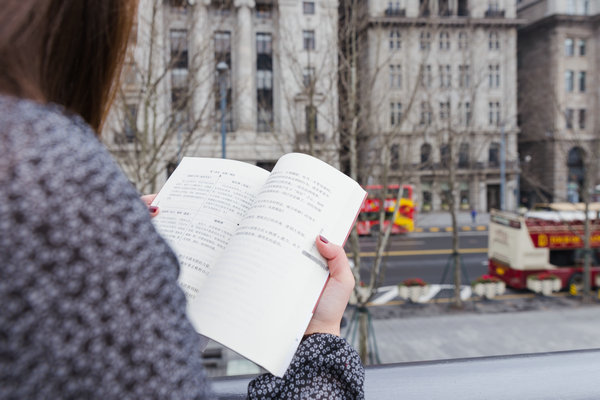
[471,207,477,224]
[0,1,364,398]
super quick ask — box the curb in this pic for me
[414,225,487,233]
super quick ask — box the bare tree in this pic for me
[104,0,225,193]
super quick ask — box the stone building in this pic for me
[104,0,339,192]
[357,0,521,212]
[517,0,599,205]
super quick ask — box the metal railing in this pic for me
[210,348,600,399]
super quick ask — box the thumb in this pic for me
[315,236,354,286]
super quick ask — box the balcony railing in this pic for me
[384,7,406,17]
[210,349,600,400]
[484,9,505,18]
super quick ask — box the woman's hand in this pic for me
[304,236,355,337]
[141,194,159,218]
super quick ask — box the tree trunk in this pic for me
[358,309,369,363]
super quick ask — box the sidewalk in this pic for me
[415,210,489,231]
[349,300,600,365]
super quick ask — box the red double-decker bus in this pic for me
[488,208,600,290]
[356,184,416,235]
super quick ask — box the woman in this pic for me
[0,1,364,398]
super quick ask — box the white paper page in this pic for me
[187,153,366,377]
[151,157,270,302]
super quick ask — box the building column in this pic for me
[192,0,212,127]
[234,0,255,131]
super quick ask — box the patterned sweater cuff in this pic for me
[247,333,365,399]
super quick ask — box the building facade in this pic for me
[358,0,521,212]
[104,0,339,192]
[517,0,599,205]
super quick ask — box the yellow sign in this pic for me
[538,234,548,247]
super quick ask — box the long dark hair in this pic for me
[0,0,138,132]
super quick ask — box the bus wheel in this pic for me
[568,273,583,296]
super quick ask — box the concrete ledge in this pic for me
[211,349,600,399]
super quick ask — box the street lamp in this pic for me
[216,61,228,159]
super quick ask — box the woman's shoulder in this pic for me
[0,94,96,147]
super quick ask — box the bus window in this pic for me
[549,249,575,267]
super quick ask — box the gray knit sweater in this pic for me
[0,95,364,399]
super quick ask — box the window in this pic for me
[170,29,188,69]
[303,30,315,50]
[488,64,500,88]
[458,65,470,88]
[303,67,315,88]
[567,0,576,14]
[256,32,272,54]
[458,143,469,168]
[458,31,468,49]
[578,71,586,92]
[565,108,574,129]
[488,31,499,50]
[440,144,450,168]
[419,0,431,16]
[565,70,574,92]
[439,101,450,121]
[420,31,431,50]
[488,101,500,126]
[459,102,471,126]
[171,68,188,88]
[171,88,189,130]
[439,65,451,88]
[122,104,137,143]
[390,102,403,126]
[578,39,586,56]
[256,70,272,90]
[257,33,273,132]
[420,64,432,88]
[579,109,586,130]
[305,105,317,133]
[420,102,432,126]
[169,0,188,13]
[565,38,574,56]
[303,1,315,14]
[256,3,272,18]
[438,0,451,16]
[215,31,231,55]
[214,31,232,132]
[439,31,450,50]
[389,64,402,89]
[421,143,432,166]
[489,142,500,167]
[389,29,401,50]
[391,144,400,170]
[457,0,469,16]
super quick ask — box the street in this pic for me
[349,231,489,286]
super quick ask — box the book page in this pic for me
[187,153,366,377]
[151,157,270,302]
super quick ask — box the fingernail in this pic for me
[319,235,329,244]
[148,206,158,214]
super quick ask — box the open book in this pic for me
[151,152,365,377]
